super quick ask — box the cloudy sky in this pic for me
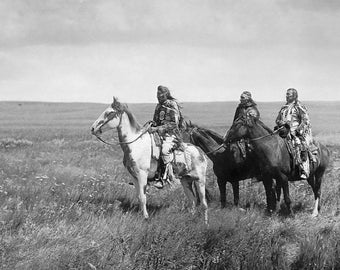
[0,0,339,103]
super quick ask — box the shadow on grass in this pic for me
[75,192,170,218]
[276,201,309,218]
[117,197,168,216]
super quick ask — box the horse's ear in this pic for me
[112,96,120,108]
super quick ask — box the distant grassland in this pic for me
[0,100,340,269]
[1,100,339,137]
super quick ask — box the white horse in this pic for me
[91,97,209,223]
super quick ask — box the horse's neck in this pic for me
[249,122,279,150]
[206,131,224,145]
[248,123,270,139]
[195,131,220,156]
[117,112,140,143]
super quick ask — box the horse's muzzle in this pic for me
[91,126,102,135]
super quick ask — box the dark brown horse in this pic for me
[226,116,330,216]
[184,122,264,209]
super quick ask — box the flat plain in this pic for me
[1,100,340,269]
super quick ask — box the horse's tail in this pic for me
[318,142,331,172]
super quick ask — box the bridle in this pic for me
[93,109,154,146]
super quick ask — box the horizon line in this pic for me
[0,99,340,104]
[1,99,340,105]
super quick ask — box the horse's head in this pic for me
[182,121,199,144]
[225,116,252,143]
[226,116,274,143]
[91,96,126,136]
[184,121,224,153]
[182,121,205,145]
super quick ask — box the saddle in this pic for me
[229,139,251,164]
[149,132,191,180]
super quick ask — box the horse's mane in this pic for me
[112,98,141,130]
[123,105,142,130]
[200,127,224,144]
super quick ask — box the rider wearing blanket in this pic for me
[275,88,316,179]
[232,91,260,122]
[148,85,182,188]
[224,91,260,161]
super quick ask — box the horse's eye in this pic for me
[106,111,116,119]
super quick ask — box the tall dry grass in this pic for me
[0,101,340,269]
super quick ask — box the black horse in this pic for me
[184,122,263,208]
[226,116,330,216]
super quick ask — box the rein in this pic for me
[248,126,284,142]
[205,143,226,155]
[94,112,154,146]
[119,121,153,145]
[94,135,117,146]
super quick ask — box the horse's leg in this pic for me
[194,177,208,225]
[217,178,227,208]
[180,177,196,214]
[274,180,282,202]
[262,177,277,213]
[194,183,201,205]
[231,181,239,206]
[310,145,330,217]
[134,171,149,219]
[308,173,322,217]
[281,179,292,214]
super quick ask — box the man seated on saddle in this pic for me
[148,85,183,189]
[275,88,316,180]
[223,91,260,161]
[232,91,260,122]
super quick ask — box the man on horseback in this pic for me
[148,85,183,188]
[275,88,316,179]
[232,91,260,121]
[223,91,260,162]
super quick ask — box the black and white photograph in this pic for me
[1,1,340,269]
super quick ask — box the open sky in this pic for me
[1,0,340,103]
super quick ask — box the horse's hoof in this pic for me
[265,209,275,216]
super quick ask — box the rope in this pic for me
[249,126,284,142]
[204,143,226,155]
[95,121,154,146]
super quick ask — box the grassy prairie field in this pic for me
[0,100,340,270]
